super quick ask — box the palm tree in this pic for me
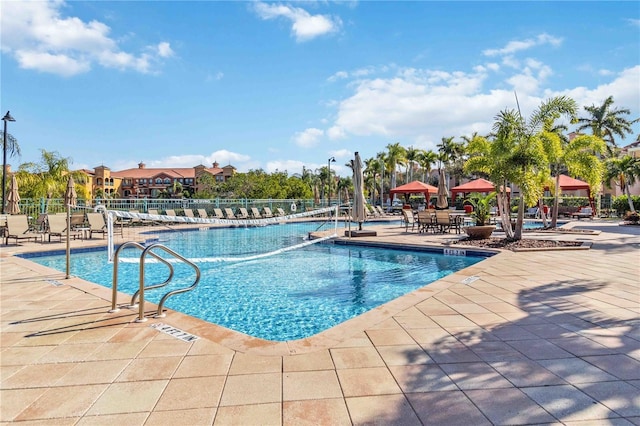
[604,155,640,213]
[1,130,21,199]
[385,142,406,190]
[542,131,605,227]
[376,151,388,206]
[364,157,382,204]
[576,96,638,153]
[15,149,86,211]
[404,147,421,182]
[417,149,438,183]
[466,96,578,239]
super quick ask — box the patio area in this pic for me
[1,220,639,425]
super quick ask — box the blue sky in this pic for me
[1,1,639,177]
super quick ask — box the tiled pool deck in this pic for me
[1,220,639,425]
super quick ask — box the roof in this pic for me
[556,174,590,191]
[110,167,223,179]
[451,178,507,193]
[389,180,438,195]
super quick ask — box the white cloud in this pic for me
[0,0,173,76]
[327,125,346,140]
[483,33,563,57]
[330,149,352,159]
[253,2,342,42]
[293,128,324,147]
[627,18,640,27]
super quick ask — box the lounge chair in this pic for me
[237,208,249,219]
[197,208,209,219]
[214,208,225,219]
[571,206,593,220]
[263,207,274,218]
[375,206,387,217]
[5,215,42,245]
[525,207,539,218]
[86,212,109,239]
[146,209,161,225]
[46,214,81,242]
[184,208,195,219]
[401,209,416,232]
[224,208,237,220]
[164,209,181,224]
[250,207,262,219]
[276,207,286,217]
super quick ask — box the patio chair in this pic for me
[184,208,195,219]
[224,208,237,220]
[86,212,109,239]
[250,207,262,219]
[416,210,436,233]
[262,207,274,218]
[46,214,81,242]
[237,208,250,219]
[5,215,42,245]
[276,207,286,217]
[197,208,209,219]
[435,210,453,233]
[165,209,181,224]
[213,208,225,219]
[401,209,417,232]
[375,206,387,217]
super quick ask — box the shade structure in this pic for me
[389,180,438,203]
[6,175,20,214]
[436,168,449,209]
[547,174,591,197]
[65,176,77,208]
[450,178,510,202]
[352,152,367,230]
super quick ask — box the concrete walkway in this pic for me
[1,220,639,425]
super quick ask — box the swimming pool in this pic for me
[25,223,487,341]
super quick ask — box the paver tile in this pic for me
[465,388,556,425]
[283,370,343,401]
[522,384,616,421]
[407,391,491,425]
[336,367,402,397]
[346,394,421,425]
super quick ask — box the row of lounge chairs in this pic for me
[3,212,115,245]
[138,206,290,224]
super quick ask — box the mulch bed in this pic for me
[451,237,583,250]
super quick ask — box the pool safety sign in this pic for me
[150,323,199,342]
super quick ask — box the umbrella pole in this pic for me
[66,204,71,279]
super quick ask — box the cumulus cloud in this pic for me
[293,128,324,147]
[0,0,173,76]
[253,2,342,42]
[483,33,563,57]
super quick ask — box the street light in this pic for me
[327,156,335,206]
[2,111,16,215]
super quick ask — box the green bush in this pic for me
[612,195,640,216]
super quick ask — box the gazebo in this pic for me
[450,178,510,203]
[390,180,438,204]
[548,175,591,198]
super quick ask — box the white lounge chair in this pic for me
[197,209,209,219]
[213,208,225,219]
[263,207,274,218]
[224,208,237,220]
[276,207,286,217]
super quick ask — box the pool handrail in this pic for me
[110,241,175,313]
[139,243,201,322]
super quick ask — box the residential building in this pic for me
[78,161,235,199]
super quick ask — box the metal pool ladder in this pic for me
[110,241,201,322]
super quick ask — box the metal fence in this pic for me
[14,197,322,220]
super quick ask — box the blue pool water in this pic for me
[25,223,487,341]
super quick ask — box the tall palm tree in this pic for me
[604,155,640,213]
[364,157,382,204]
[1,130,21,199]
[385,142,406,190]
[417,149,438,183]
[404,146,421,182]
[376,151,388,206]
[576,96,638,153]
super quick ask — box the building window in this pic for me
[164,178,171,184]
[156,178,162,184]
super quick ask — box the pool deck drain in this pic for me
[1,220,639,424]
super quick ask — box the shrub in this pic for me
[612,195,640,216]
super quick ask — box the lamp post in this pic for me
[327,156,335,207]
[2,111,16,215]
